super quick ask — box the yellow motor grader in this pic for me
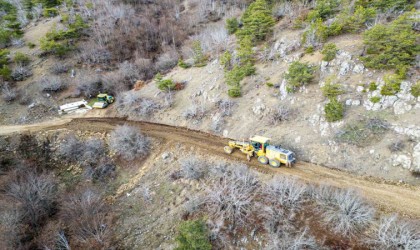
[224,136,296,167]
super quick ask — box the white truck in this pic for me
[58,100,92,115]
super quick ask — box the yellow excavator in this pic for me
[224,136,296,167]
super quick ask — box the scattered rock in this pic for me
[356,86,364,93]
[161,152,170,160]
[391,154,412,169]
[252,98,266,116]
[352,64,364,74]
[339,61,352,76]
[393,100,412,115]
[352,100,361,106]
[412,143,420,172]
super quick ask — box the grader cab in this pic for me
[224,136,296,167]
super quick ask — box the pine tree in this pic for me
[239,0,275,42]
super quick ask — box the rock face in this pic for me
[364,80,417,115]
[412,143,420,172]
[352,64,365,74]
[391,154,412,170]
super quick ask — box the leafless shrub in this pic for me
[58,133,83,161]
[263,176,308,209]
[366,117,389,132]
[269,105,293,125]
[11,38,25,48]
[109,124,150,161]
[79,44,112,64]
[102,70,127,94]
[18,88,31,105]
[11,65,32,81]
[61,189,111,246]
[75,73,102,98]
[203,164,259,229]
[0,207,21,249]
[215,99,234,117]
[184,196,204,215]
[265,228,319,250]
[183,102,206,121]
[211,115,224,133]
[273,1,308,21]
[118,61,142,86]
[1,84,17,102]
[50,64,69,75]
[320,189,375,236]
[117,91,160,117]
[191,24,230,55]
[370,215,420,249]
[257,44,280,62]
[155,49,179,72]
[388,140,406,152]
[135,98,160,117]
[5,168,58,229]
[81,138,105,167]
[180,157,207,180]
[40,76,67,92]
[90,160,116,182]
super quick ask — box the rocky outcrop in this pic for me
[412,143,420,172]
[364,80,417,115]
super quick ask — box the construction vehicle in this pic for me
[224,136,296,167]
[92,93,115,109]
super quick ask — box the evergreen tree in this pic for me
[239,0,275,42]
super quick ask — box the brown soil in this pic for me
[1,117,420,218]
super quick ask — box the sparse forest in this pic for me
[0,0,419,248]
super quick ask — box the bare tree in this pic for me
[5,168,58,229]
[61,189,111,246]
[109,125,150,161]
[58,133,83,161]
[40,76,67,92]
[0,207,21,250]
[370,215,420,249]
[203,164,259,229]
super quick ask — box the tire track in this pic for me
[1,117,420,218]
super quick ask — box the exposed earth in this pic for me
[2,116,419,219]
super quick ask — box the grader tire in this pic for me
[269,159,280,168]
[258,156,269,165]
[224,146,233,154]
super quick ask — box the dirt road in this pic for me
[1,117,420,218]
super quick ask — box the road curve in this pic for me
[1,117,420,218]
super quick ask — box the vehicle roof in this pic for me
[250,135,271,144]
[267,145,293,155]
[97,94,107,97]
